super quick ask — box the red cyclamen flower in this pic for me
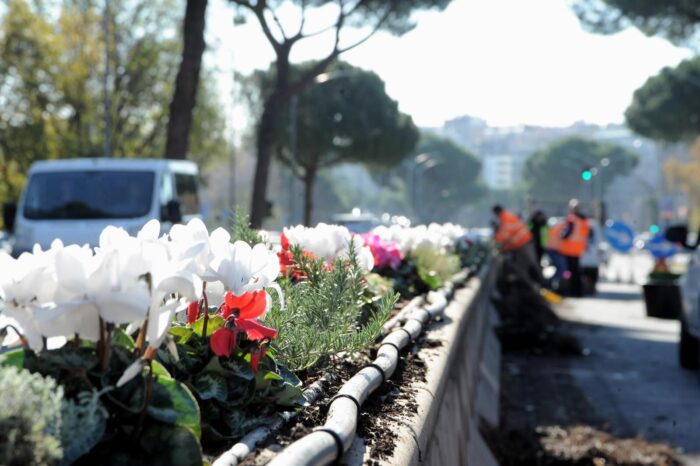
[221,290,267,320]
[187,301,199,324]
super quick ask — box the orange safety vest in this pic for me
[547,222,565,251]
[494,210,532,252]
[559,214,590,257]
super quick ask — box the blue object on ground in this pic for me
[646,233,679,258]
[604,221,635,253]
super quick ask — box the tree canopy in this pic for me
[522,137,639,205]
[228,0,455,227]
[370,132,485,224]
[246,60,419,224]
[625,57,700,142]
[666,137,700,225]
[572,0,700,48]
[0,0,228,204]
[410,133,485,223]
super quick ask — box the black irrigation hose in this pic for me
[266,271,469,466]
[213,269,470,466]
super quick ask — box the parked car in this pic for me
[331,211,386,234]
[663,224,700,369]
[679,251,700,369]
[4,158,201,256]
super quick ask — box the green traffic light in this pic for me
[581,170,592,181]
[649,224,660,234]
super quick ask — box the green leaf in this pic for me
[151,360,173,380]
[0,348,25,369]
[275,383,303,407]
[112,328,135,349]
[147,377,201,439]
[418,268,442,290]
[139,424,203,466]
[222,357,254,381]
[193,372,227,402]
[201,355,231,376]
[41,346,98,370]
[222,410,269,438]
[191,315,225,337]
[169,326,194,345]
[263,371,283,381]
[279,364,302,387]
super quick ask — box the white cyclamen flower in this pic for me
[283,223,374,271]
[205,229,280,296]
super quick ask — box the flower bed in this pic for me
[0,216,489,466]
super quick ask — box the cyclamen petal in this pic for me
[235,318,278,341]
[137,219,161,241]
[210,328,238,357]
[224,291,256,311]
[249,346,268,373]
[187,301,199,324]
[116,359,146,387]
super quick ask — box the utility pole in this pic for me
[102,0,112,157]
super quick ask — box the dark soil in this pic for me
[238,337,430,466]
[238,358,366,466]
[487,263,683,466]
[492,263,582,357]
[484,424,682,466]
[355,347,427,462]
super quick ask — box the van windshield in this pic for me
[23,171,155,220]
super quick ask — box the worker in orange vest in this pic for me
[559,199,591,297]
[492,205,544,286]
[546,221,567,288]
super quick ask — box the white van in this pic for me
[5,158,201,255]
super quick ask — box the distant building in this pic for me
[482,154,517,190]
[436,115,691,228]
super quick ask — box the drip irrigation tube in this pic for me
[212,373,333,466]
[266,272,469,466]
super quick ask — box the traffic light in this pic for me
[649,224,660,234]
[581,167,592,181]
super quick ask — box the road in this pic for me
[555,281,700,464]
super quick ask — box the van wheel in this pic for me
[679,319,700,370]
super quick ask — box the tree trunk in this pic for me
[250,51,291,228]
[164,0,208,160]
[250,96,279,228]
[303,166,316,227]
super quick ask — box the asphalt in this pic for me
[555,281,700,465]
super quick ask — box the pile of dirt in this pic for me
[489,261,683,466]
[492,262,582,356]
[485,424,682,466]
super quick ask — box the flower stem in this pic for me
[2,324,29,351]
[201,282,209,337]
[97,317,105,366]
[132,361,154,442]
[100,323,113,372]
[135,318,148,356]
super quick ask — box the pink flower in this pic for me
[362,234,403,271]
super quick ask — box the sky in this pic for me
[205,0,691,131]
